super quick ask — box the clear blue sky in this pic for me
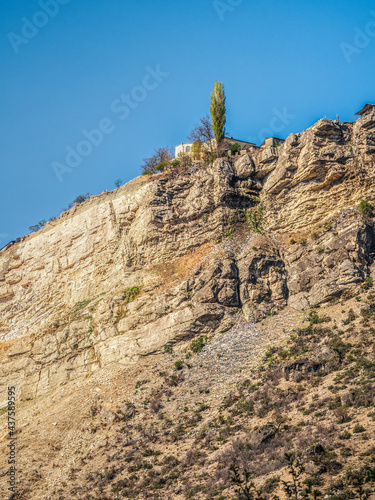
[1,0,375,243]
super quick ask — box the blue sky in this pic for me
[1,0,375,243]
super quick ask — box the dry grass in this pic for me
[1,284,375,499]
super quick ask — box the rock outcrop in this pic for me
[259,116,375,231]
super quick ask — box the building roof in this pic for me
[175,138,256,150]
[355,103,375,116]
[225,137,256,147]
[260,136,285,147]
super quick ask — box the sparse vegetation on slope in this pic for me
[4,292,375,499]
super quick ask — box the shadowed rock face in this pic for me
[1,114,375,399]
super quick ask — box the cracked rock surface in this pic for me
[1,114,375,399]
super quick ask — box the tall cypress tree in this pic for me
[210,81,226,145]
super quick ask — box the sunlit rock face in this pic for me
[1,114,375,399]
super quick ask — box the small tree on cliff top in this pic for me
[188,114,214,151]
[210,81,226,145]
[140,147,173,174]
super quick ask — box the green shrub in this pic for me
[190,336,207,353]
[308,311,331,324]
[339,430,352,439]
[262,476,280,494]
[336,408,352,424]
[329,337,351,359]
[245,204,265,234]
[73,299,93,312]
[155,161,169,172]
[343,309,356,324]
[123,286,141,304]
[264,347,277,359]
[236,398,254,415]
[0,406,8,416]
[266,309,277,316]
[164,345,173,354]
[196,403,209,412]
[360,304,375,319]
[174,360,183,370]
[135,379,148,389]
[363,277,373,290]
[230,143,241,153]
[353,423,366,433]
[359,199,373,217]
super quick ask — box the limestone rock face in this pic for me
[1,114,375,399]
[234,154,255,179]
[0,162,236,341]
[0,161,254,398]
[260,116,375,231]
[284,221,375,309]
[237,241,288,322]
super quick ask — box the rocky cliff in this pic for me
[1,112,375,500]
[1,113,375,402]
